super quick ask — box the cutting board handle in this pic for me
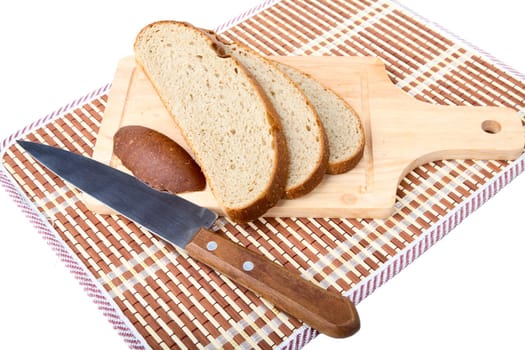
[373,77,525,188]
[185,228,360,338]
[394,102,524,178]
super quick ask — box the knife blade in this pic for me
[18,140,360,338]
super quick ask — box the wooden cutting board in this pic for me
[88,56,524,219]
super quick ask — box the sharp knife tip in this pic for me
[16,140,44,154]
[16,139,31,148]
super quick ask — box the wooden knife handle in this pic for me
[185,228,360,338]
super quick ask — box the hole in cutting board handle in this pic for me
[481,120,501,134]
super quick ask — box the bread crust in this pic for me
[267,57,329,199]
[225,111,288,223]
[113,125,206,193]
[327,133,365,174]
[134,20,288,223]
[324,94,365,175]
[210,33,329,199]
[276,61,365,175]
[283,104,329,199]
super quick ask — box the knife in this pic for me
[17,140,360,338]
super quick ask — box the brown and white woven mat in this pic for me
[1,0,524,349]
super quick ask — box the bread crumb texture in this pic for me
[134,21,285,217]
[223,43,328,197]
[278,63,365,174]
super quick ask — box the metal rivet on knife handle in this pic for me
[206,241,218,251]
[242,261,254,271]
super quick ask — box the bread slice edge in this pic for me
[208,33,329,199]
[275,61,365,174]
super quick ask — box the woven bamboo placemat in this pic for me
[1,0,524,349]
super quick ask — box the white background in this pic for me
[0,1,524,349]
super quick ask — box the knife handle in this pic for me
[185,228,360,338]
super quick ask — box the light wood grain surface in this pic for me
[89,55,524,218]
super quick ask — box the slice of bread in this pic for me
[215,39,329,199]
[134,21,289,223]
[276,62,365,174]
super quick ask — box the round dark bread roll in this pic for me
[113,125,206,193]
